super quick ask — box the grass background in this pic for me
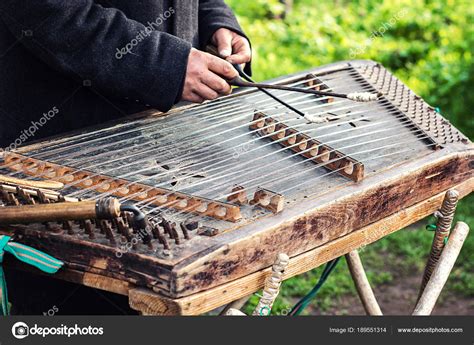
[225,0,473,315]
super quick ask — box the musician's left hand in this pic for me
[211,28,251,65]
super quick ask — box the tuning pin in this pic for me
[179,222,190,240]
[170,222,180,245]
[84,220,95,239]
[161,218,173,238]
[104,224,117,246]
[62,220,74,235]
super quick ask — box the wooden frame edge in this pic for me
[129,177,473,315]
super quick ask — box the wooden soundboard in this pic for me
[1,60,472,314]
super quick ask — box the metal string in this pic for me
[24,71,361,161]
[1,76,359,178]
[119,115,415,205]
[140,133,433,218]
[9,85,375,188]
[114,124,427,212]
[65,101,390,198]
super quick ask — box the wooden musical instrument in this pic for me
[0,60,472,314]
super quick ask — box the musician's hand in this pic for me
[211,28,252,65]
[181,48,238,103]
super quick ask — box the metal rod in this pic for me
[229,76,381,101]
[206,44,307,116]
[233,65,306,117]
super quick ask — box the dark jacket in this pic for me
[0,0,248,148]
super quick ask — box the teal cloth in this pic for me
[0,235,64,315]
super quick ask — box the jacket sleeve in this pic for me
[198,0,252,75]
[0,0,191,111]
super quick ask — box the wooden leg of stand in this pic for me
[225,308,247,316]
[219,295,252,316]
[346,250,383,315]
[413,222,470,315]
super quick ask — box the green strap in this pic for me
[289,257,341,316]
[0,235,64,315]
[426,224,449,244]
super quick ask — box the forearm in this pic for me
[0,0,191,111]
[198,0,247,48]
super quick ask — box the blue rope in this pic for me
[0,235,64,315]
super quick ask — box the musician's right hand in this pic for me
[181,48,238,103]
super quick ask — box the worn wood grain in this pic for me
[3,152,242,222]
[129,288,181,315]
[7,178,471,315]
[162,177,473,315]
[1,60,472,301]
[0,227,174,290]
[130,178,474,315]
[171,149,473,297]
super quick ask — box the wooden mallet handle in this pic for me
[0,174,64,190]
[0,198,121,225]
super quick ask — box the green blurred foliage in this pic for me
[228,0,474,315]
[227,0,474,138]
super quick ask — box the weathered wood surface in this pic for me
[6,178,472,315]
[3,152,242,222]
[0,227,176,291]
[129,288,181,316]
[1,60,472,301]
[3,148,471,300]
[0,174,64,190]
[171,148,473,297]
[163,178,473,315]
